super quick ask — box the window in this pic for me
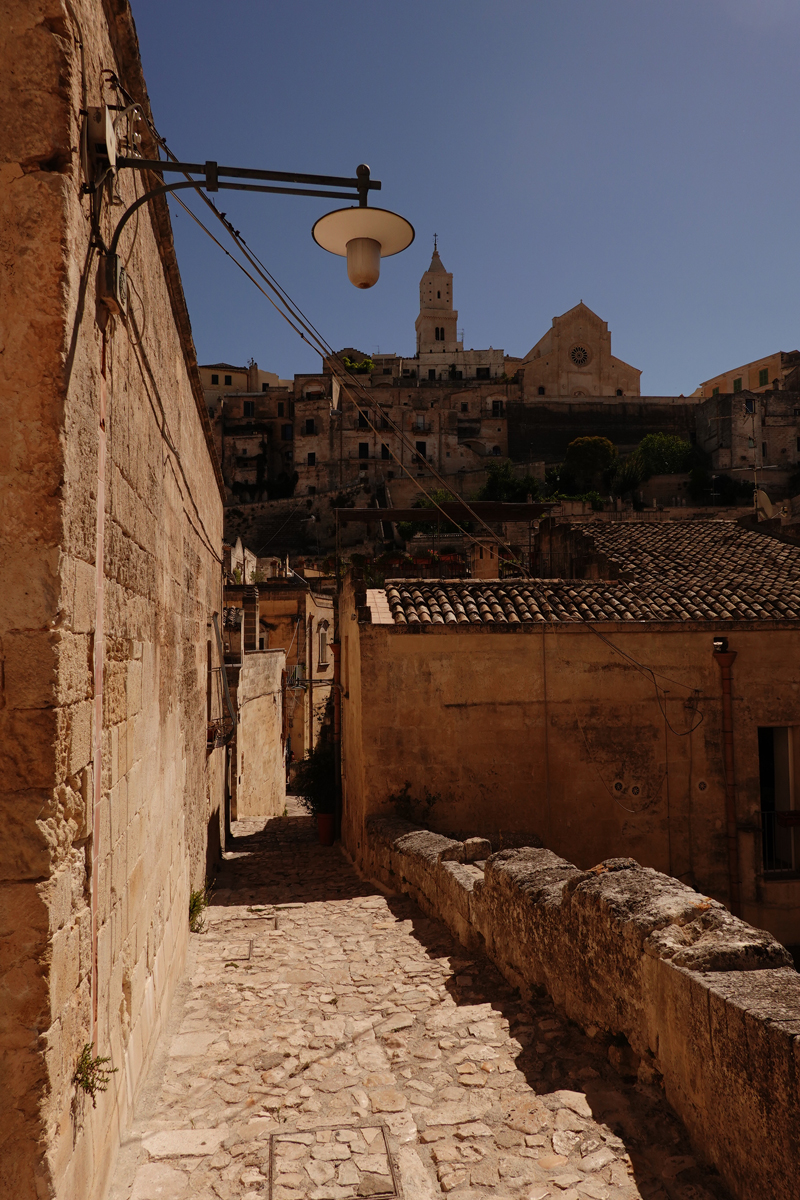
[759,368,769,387]
[733,377,742,392]
[285,450,293,462]
[476,367,490,380]
[745,397,755,414]
[277,401,284,416]
[492,400,504,417]
[358,413,369,430]
[415,441,427,460]
[224,374,232,386]
[307,452,316,466]
[358,442,369,459]
[616,389,623,396]
[759,727,798,871]
[381,443,390,460]
[281,424,293,441]
[538,386,545,395]
[748,438,755,448]
[437,290,441,299]
[382,368,391,375]
[240,447,247,456]
[208,407,215,420]
[428,369,436,381]
[243,400,255,417]
[492,445,501,456]
[308,485,316,495]
[762,442,767,458]
[712,387,719,396]
[414,415,425,430]
[211,373,219,385]
[435,327,440,341]
[305,418,315,435]
[262,383,269,392]
[318,625,328,666]
[796,437,800,452]
[461,403,468,413]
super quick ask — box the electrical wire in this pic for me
[582,625,704,736]
[101,76,534,575]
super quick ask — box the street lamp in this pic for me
[85,107,414,306]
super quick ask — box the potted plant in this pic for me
[293,740,337,845]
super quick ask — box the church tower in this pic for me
[415,240,461,356]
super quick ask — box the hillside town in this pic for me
[2,4,800,1200]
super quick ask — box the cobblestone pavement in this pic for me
[110,806,731,1200]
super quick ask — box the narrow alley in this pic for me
[109,806,731,1200]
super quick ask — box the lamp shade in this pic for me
[313,206,415,288]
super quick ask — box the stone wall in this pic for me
[507,397,698,462]
[362,816,800,1200]
[0,2,225,1197]
[340,576,800,944]
[230,650,286,818]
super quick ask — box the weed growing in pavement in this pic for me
[189,879,214,933]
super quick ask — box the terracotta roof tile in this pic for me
[382,521,800,625]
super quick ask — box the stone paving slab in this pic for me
[109,804,732,1200]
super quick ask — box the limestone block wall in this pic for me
[340,587,800,943]
[363,816,800,1200]
[0,2,225,1197]
[233,650,286,818]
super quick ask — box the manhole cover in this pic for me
[269,1121,398,1199]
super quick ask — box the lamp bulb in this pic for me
[346,237,381,289]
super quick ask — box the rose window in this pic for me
[570,345,589,367]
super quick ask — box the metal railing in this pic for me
[761,810,800,872]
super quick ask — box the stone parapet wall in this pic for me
[362,815,800,1200]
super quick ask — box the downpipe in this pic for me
[713,646,742,917]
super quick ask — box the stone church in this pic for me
[519,301,642,398]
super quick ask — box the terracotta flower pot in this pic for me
[317,813,335,846]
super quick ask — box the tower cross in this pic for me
[433,232,438,251]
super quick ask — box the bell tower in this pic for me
[415,237,460,356]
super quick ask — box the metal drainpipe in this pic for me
[714,648,742,917]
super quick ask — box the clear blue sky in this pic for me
[132,0,800,395]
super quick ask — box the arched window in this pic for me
[318,620,329,666]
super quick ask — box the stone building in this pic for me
[200,361,294,503]
[223,576,334,769]
[700,349,800,397]
[340,519,800,947]
[1,3,228,1197]
[518,301,642,398]
[204,255,701,527]
[696,389,800,484]
[219,598,286,822]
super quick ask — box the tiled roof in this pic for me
[381,521,800,625]
[579,520,800,589]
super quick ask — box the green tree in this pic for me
[562,437,617,491]
[637,433,694,478]
[609,452,645,498]
[475,460,541,503]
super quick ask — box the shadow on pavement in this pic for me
[209,812,731,1200]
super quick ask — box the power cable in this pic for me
[101,78,533,575]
